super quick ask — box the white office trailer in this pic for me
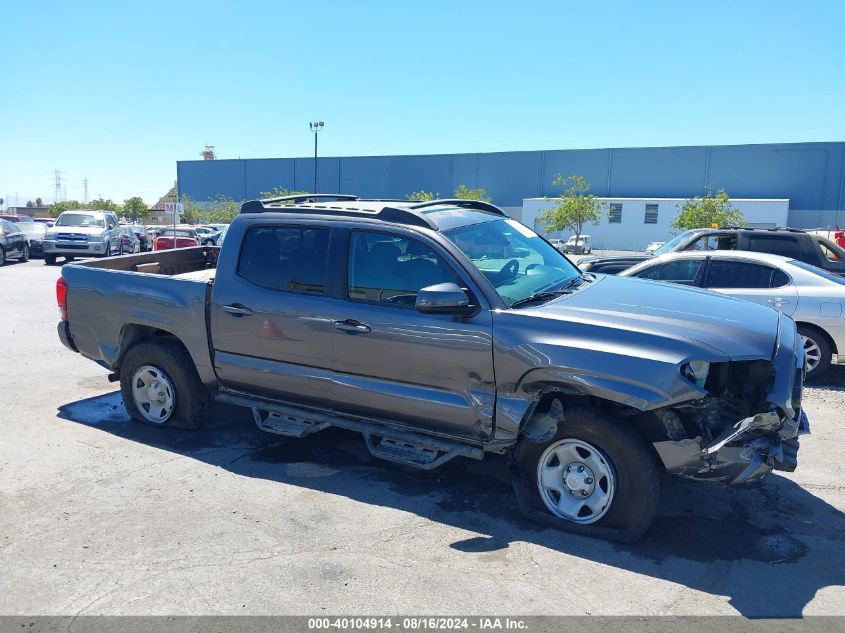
[520,197,791,252]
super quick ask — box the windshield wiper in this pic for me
[510,276,585,308]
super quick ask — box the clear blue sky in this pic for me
[1,0,843,206]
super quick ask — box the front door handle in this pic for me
[222,304,254,316]
[334,319,371,334]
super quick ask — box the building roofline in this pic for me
[176,141,845,166]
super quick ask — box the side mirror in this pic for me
[415,282,473,315]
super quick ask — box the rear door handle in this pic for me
[334,319,371,334]
[222,304,253,316]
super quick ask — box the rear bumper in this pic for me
[57,320,77,353]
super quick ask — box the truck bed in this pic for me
[72,245,219,277]
[60,246,220,384]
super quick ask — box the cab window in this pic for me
[347,231,459,308]
[238,226,330,293]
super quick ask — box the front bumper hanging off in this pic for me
[653,408,809,485]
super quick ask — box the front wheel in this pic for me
[0,248,5,266]
[511,404,659,542]
[44,253,56,265]
[119,340,210,429]
[20,243,29,262]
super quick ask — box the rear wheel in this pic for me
[798,325,832,380]
[120,340,209,429]
[20,243,29,262]
[0,248,5,266]
[511,404,659,542]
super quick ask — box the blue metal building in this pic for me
[177,141,845,227]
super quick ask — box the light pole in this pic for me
[309,121,324,193]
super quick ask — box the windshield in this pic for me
[444,218,581,307]
[56,213,104,228]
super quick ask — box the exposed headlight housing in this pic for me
[681,361,710,388]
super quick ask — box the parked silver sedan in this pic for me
[621,250,845,379]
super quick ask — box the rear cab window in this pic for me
[238,226,330,294]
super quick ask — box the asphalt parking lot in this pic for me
[1,257,844,616]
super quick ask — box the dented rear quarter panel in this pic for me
[61,261,216,385]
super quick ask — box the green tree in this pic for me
[123,196,149,224]
[49,200,84,218]
[88,198,121,213]
[406,190,438,201]
[537,175,603,245]
[177,195,203,224]
[671,189,745,230]
[259,186,307,202]
[454,184,492,202]
[206,195,241,223]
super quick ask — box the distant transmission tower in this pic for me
[82,178,89,204]
[54,170,65,203]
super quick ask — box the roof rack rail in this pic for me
[716,225,810,234]
[407,198,507,217]
[261,193,359,205]
[238,197,434,228]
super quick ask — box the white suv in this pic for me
[43,210,123,264]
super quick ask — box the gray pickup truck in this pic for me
[56,195,808,542]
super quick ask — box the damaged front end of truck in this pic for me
[649,315,809,484]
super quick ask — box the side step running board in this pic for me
[216,391,483,470]
[252,408,330,438]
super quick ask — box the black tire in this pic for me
[65,256,74,262]
[0,247,5,266]
[511,404,659,543]
[798,325,832,381]
[119,340,210,430]
[20,243,29,262]
[104,243,111,258]
[44,254,56,265]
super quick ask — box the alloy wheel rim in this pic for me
[801,335,822,373]
[131,365,175,423]
[537,438,616,524]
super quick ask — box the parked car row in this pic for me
[0,209,230,266]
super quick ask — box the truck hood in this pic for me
[525,274,779,361]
